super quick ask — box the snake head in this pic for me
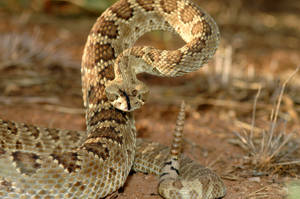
[105,80,149,112]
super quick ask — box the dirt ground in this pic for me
[0,0,300,198]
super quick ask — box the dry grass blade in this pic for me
[233,66,300,171]
[249,86,261,152]
[232,86,262,156]
[267,67,300,154]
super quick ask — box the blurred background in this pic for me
[0,0,299,198]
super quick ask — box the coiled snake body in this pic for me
[0,0,225,198]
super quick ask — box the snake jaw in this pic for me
[105,80,149,112]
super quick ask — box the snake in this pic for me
[0,0,226,198]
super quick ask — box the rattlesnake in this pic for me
[0,0,226,198]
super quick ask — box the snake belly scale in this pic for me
[0,0,226,198]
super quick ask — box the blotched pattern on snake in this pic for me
[0,0,225,198]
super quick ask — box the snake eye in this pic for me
[132,89,138,96]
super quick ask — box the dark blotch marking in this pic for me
[84,43,116,70]
[109,167,116,174]
[160,0,178,14]
[98,64,115,80]
[111,0,134,20]
[80,184,86,191]
[92,17,119,39]
[180,4,197,23]
[73,181,82,187]
[136,0,155,11]
[3,120,18,135]
[23,124,40,139]
[46,128,60,142]
[108,167,117,179]
[66,130,83,145]
[88,108,128,127]
[12,151,41,175]
[0,179,14,192]
[82,142,109,161]
[88,126,123,145]
[35,142,43,151]
[96,43,116,62]
[191,21,203,35]
[87,84,107,105]
[147,49,161,63]
[15,140,22,150]
[51,152,81,173]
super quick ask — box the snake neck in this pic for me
[80,1,172,140]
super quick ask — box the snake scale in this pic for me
[0,0,226,198]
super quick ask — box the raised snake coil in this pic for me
[0,0,226,198]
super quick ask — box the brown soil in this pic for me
[0,0,300,198]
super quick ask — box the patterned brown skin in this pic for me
[180,5,197,23]
[92,18,119,39]
[0,0,225,198]
[137,0,155,11]
[191,21,204,35]
[110,0,134,20]
[160,0,178,14]
[166,50,183,66]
